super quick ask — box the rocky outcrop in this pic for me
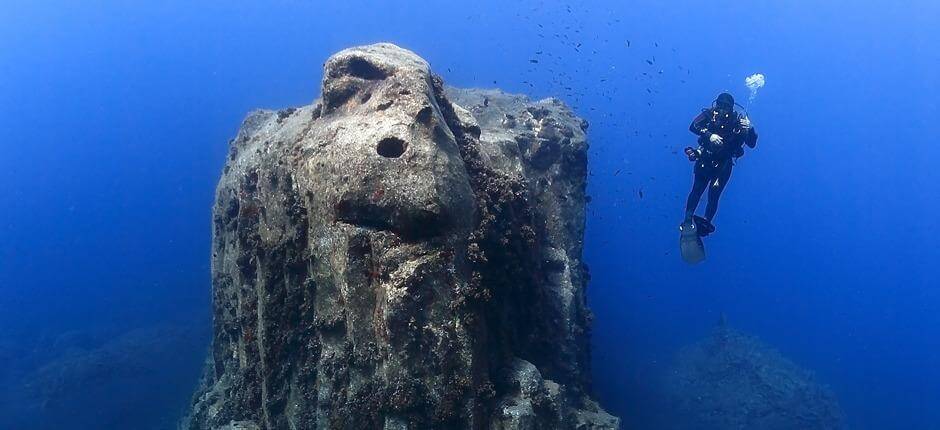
[184,43,616,429]
[1,325,207,430]
[664,321,845,430]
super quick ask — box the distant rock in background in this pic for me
[184,43,616,429]
[1,324,208,430]
[664,322,846,430]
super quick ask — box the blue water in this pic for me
[2,1,937,428]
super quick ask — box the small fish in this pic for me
[625,40,631,47]
[529,59,539,63]
[638,189,644,199]
[646,59,654,65]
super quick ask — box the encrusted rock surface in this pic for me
[183,43,616,429]
[664,321,845,430]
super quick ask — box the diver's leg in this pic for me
[685,170,709,221]
[704,162,733,222]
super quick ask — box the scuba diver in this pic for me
[682,92,757,237]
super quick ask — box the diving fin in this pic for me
[692,215,715,237]
[679,219,706,264]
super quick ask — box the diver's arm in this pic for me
[744,127,758,148]
[689,110,710,137]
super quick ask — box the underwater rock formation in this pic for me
[24,326,203,402]
[184,43,617,429]
[1,325,207,430]
[664,321,845,430]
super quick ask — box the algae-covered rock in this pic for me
[184,43,615,429]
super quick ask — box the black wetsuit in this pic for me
[684,108,758,224]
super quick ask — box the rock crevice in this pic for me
[185,43,617,430]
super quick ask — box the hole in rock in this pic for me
[346,57,389,80]
[377,137,407,158]
[416,106,433,125]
